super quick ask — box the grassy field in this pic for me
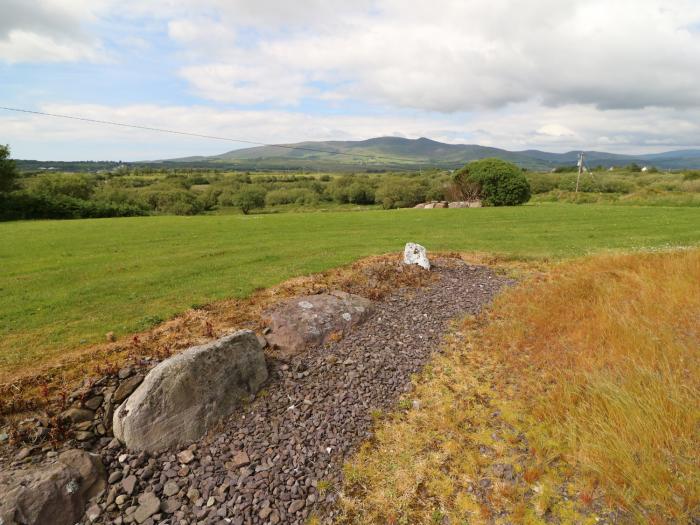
[1,203,699,382]
[340,250,699,524]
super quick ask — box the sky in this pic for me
[1,0,700,161]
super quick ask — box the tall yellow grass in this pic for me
[484,249,700,522]
[338,250,699,524]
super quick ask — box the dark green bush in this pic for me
[0,191,146,221]
[455,158,531,206]
[347,182,375,204]
[0,145,18,193]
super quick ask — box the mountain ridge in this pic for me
[162,136,700,170]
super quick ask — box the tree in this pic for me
[0,145,18,193]
[452,158,531,206]
[234,186,266,214]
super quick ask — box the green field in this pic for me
[1,203,699,380]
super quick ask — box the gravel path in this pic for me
[90,259,509,525]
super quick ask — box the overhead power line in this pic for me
[0,105,410,164]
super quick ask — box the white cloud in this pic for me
[163,0,700,111]
[0,30,103,63]
[0,0,107,63]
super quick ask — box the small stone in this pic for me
[106,331,117,342]
[259,506,272,519]
[114,374,144,403]
[122,474,137,495]
[186,487,200,501]
[160,497,181,514]
[163,480,179,497]
[116,494,128,507]
[288,499,305,513]
[177,465,190,477]
[16,447,31,460]
[133,492,160,524]
[231,451,250,468]
[108,471,123,483]
[118,366,133,379]
[206,496,215,507]
[86,503,102,521]
[61,407,95,424]
[84,395,104,410]
[177,449,195,464]
[75,430,95,441]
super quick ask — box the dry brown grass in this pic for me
[0,253,439,423]
[484,248,700,523]
[338,249,699,524]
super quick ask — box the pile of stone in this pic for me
[413,200,482,209]
[0,245,511,525]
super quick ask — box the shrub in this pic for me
[454,158,531,206]
[26,173,96,200]
[327,176,354,203]
[526,173,559,194]
[0,144,18,193]
[375,178,428,209]
[0,191,146,220]
[138,188,203,215]
[347,182,375,204]
[234,186,266,214]
[265,188,319,206]
[196,187,222,211]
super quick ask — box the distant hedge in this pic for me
[0,192,147,221]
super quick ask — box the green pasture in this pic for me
[1,203,699,379]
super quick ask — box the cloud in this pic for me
[0,0,106,63]
[162,0,700,111]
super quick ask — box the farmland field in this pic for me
[1,202,699,382]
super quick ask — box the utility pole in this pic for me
[575,152,584,195]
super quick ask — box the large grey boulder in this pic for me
[262,291,373,357]
[0,449,105,525]
[113,330,267,453]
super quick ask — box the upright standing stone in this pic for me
[113,330,268,452]
[403,242,431,270]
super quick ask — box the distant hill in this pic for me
[163,137,700,170]
[17,138,700,172]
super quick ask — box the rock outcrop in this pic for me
[0,449,105,525]
[113,330,268,453]
[262,291,373,356]
[403,242,430,270]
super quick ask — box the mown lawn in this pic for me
[1,203,699,381]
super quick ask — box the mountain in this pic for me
[161,137,700,170]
